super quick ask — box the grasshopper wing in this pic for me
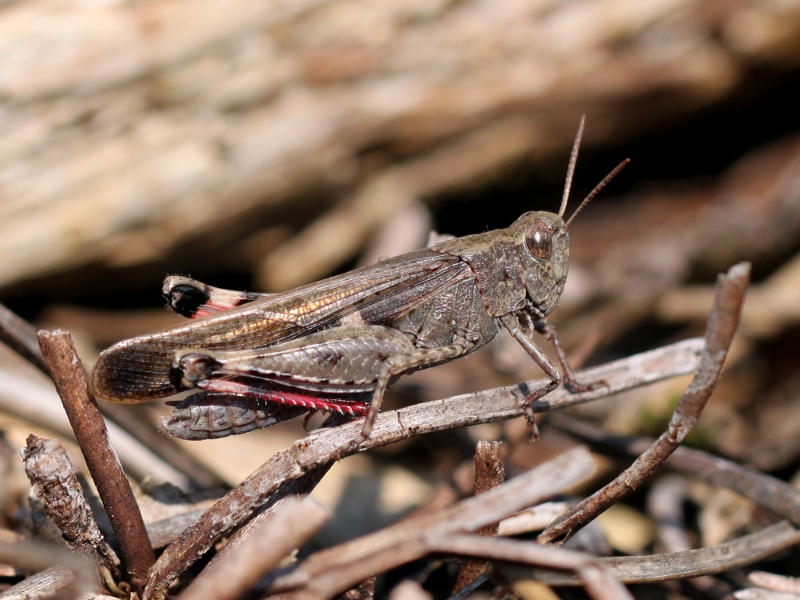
[92,250,470,403]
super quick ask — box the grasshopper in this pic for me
[91,118,627,444]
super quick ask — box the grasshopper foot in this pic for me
[521,379,559,443]
[563,377,608,394]
[524,412,540,444]
[332,435,365,461]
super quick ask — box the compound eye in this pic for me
[525,220,553,260]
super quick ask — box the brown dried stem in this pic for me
[525,521,800,585]
[37,330,154,592]
[453,441,504,592]
[178,497,331,600]
[21,435,115,580]
[538,262,751,544]
[142,338,702,599]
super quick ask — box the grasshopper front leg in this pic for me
[533,320,606,394]
[500,314,562,435]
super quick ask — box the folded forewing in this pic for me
[92,250,472,402]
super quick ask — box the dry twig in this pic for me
[177,497,331,600]
[0,303,48,373]
[20,435,115,579]
[452,440,505,592]
[524,521,800,586]
[551,415,800,527]
[37,330,154,593]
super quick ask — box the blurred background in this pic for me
[3,0,800,593]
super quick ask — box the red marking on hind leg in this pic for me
[199,380,369,415]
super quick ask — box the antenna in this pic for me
[564,158,630,230]
[558,115,585,218]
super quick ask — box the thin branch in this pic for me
[0,302,49,372]
[142,338,702,599]
[525,521,800,585]
[538,262,750,544]
[37,330,154,593]
[0,565,79,600]
[453,441,505,592]
[181,461,335,585]
[146,509,208,550]
[497,502,571,537]
[177,497,331,600]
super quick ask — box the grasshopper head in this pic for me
[507,117,627,319]
[512,211,569,318]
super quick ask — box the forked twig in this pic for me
[538,262,750,544]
